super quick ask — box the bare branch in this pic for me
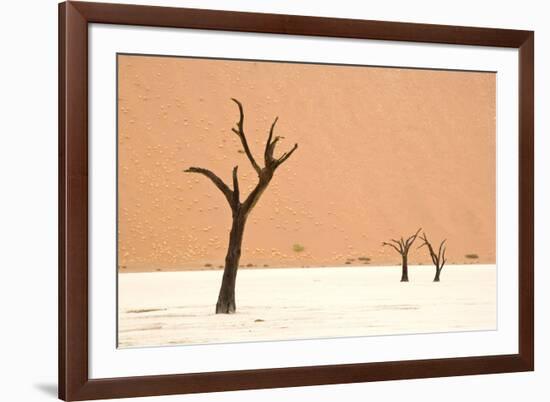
[276,143,299,167]
[184,167,233,206]
[419,232,438,266]
[390,238,405,252]
[418,233,429,250]
[419,232,448,278]
[265,136,283,164]
[394,239,406,253]
[232,166,240,206]
[260,114,299,170]
[437,239,447,261]
[405,228,422,250]
[264,117,278,163]
[242,178,269,213]
[383,241,403,255]
[440,242,447,268]
[440,246,447,270]
[230,98,261,174]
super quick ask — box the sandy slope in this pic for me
[118,56,496,271]
[118,265,496,348]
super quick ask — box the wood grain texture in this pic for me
[59,2,89,400]
[58,1,534,400]
[73,1,531,47]
[518,33,535,370]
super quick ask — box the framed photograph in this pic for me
[59,1,534,400]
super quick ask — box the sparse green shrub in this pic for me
[292,243,305,253]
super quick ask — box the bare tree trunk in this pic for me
[216,211,247,314]
[419,232,447,283]
[383,229,420,283]
[433,268,441,282]
[401,254,409,282]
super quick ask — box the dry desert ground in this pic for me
[118,264,496,348]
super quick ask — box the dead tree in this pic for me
[382,228,421,282]
[418,232,447,282]
[184,98,298,314]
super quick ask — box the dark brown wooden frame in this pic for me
[59,1,534,400]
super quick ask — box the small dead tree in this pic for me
[382,228,421,282]
[184,98,298,314]
[418,232,447,282]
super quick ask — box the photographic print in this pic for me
[117,54,496,348]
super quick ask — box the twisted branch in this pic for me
[232,166,240,206]
[383,228,421,256]
[418,232,447,271]
[231,98,261,174]
[184,167,234,206]
[185,98,298,214]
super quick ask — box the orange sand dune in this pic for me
[117,55,495,272]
